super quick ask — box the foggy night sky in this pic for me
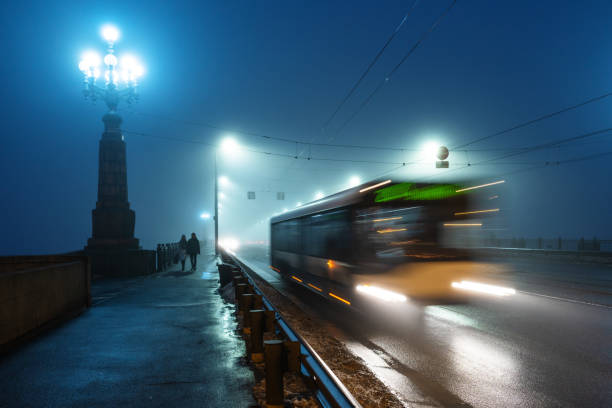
[1,0,612,255]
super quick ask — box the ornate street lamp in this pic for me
[79,25,150,276]
[78,25,144,111]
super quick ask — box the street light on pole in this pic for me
[214,137,240,256]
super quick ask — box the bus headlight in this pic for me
[451,280,516,296]
[356,284,408,302]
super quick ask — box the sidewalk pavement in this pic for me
[0,254,255,407]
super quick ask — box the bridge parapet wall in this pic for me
[0,255,90,354]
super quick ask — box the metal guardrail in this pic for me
[156,242,179,272]
[224,251,362,408]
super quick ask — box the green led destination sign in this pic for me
[374,183,463,203]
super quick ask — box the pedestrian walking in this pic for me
[186,232,200,271]
[179,234,187,272]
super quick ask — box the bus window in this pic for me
[304,209,351,261]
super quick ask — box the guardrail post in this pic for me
[284,341,300,373]
[253,294,263,309]
[264,310,276,332]
[264,340,284,408]
[217,263,234,287]
[241,294,254,334]
[236,283,248,304]
[164,244,170,268]
[156,244,162,272]
[250,309,265,362]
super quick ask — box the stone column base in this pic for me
[84,248,156,277]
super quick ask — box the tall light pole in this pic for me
[78,25,148,276]
[214,154,219,255]
[215,137,238,255]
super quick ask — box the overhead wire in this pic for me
[335,0,458,135]
[322,0,420,129]
[122,129,416,166]
[124,124,611,171]
[452,91,612,149]
[494,149,612,178]
[123,91,612,156]
[377,126,612,181]
[124,110,521,153]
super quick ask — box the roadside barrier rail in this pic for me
[220,250,362,408]
[156,242,180,272]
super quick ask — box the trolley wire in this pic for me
[335,0,458,135]
[322,0,420,129]
[452,92,612,149]
[124,125,611,169]
[124,90,612,156]
[411,127,612,181]
[122,129,416,166]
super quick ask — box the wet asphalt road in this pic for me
[237,245,612,408]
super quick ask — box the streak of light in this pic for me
[327,259,335,269]
[377,228,408,234]
[454,209,499,216]
[488,195,499,200]
[425,306,477,327]
[451,280,516,296]
[443,223,482,227]
[329,292,351,305]
[356,284,407,302]
[455,180,505,192]
[270,266,280,273]
[307,283,323,292]
[451,335,516,375]
[359,179,392,193]
[291,275,303,283]
[373,216,403,222]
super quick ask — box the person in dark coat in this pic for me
[178,234,188,272]
[186,232,200,271]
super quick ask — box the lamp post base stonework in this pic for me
[85,112,155,277]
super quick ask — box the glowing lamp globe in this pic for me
[101,25,120,43]
[220,137,239,154]
[104,54,117,66]
[80,51,101,70]
[422,141,441,160]
[348,176,361,188]
[78,60,89,72]
[437,146,449,160]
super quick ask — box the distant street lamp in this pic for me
[347,176,361,188]
[214,137,240,255]
[421,141,450,168]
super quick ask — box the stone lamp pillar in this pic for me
[86,111,139,250]
[84,112,155,277]
[78,25,155,276]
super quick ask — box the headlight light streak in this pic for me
[455,180,505,193]
[451,280,516,296]
[356,284,408,303]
